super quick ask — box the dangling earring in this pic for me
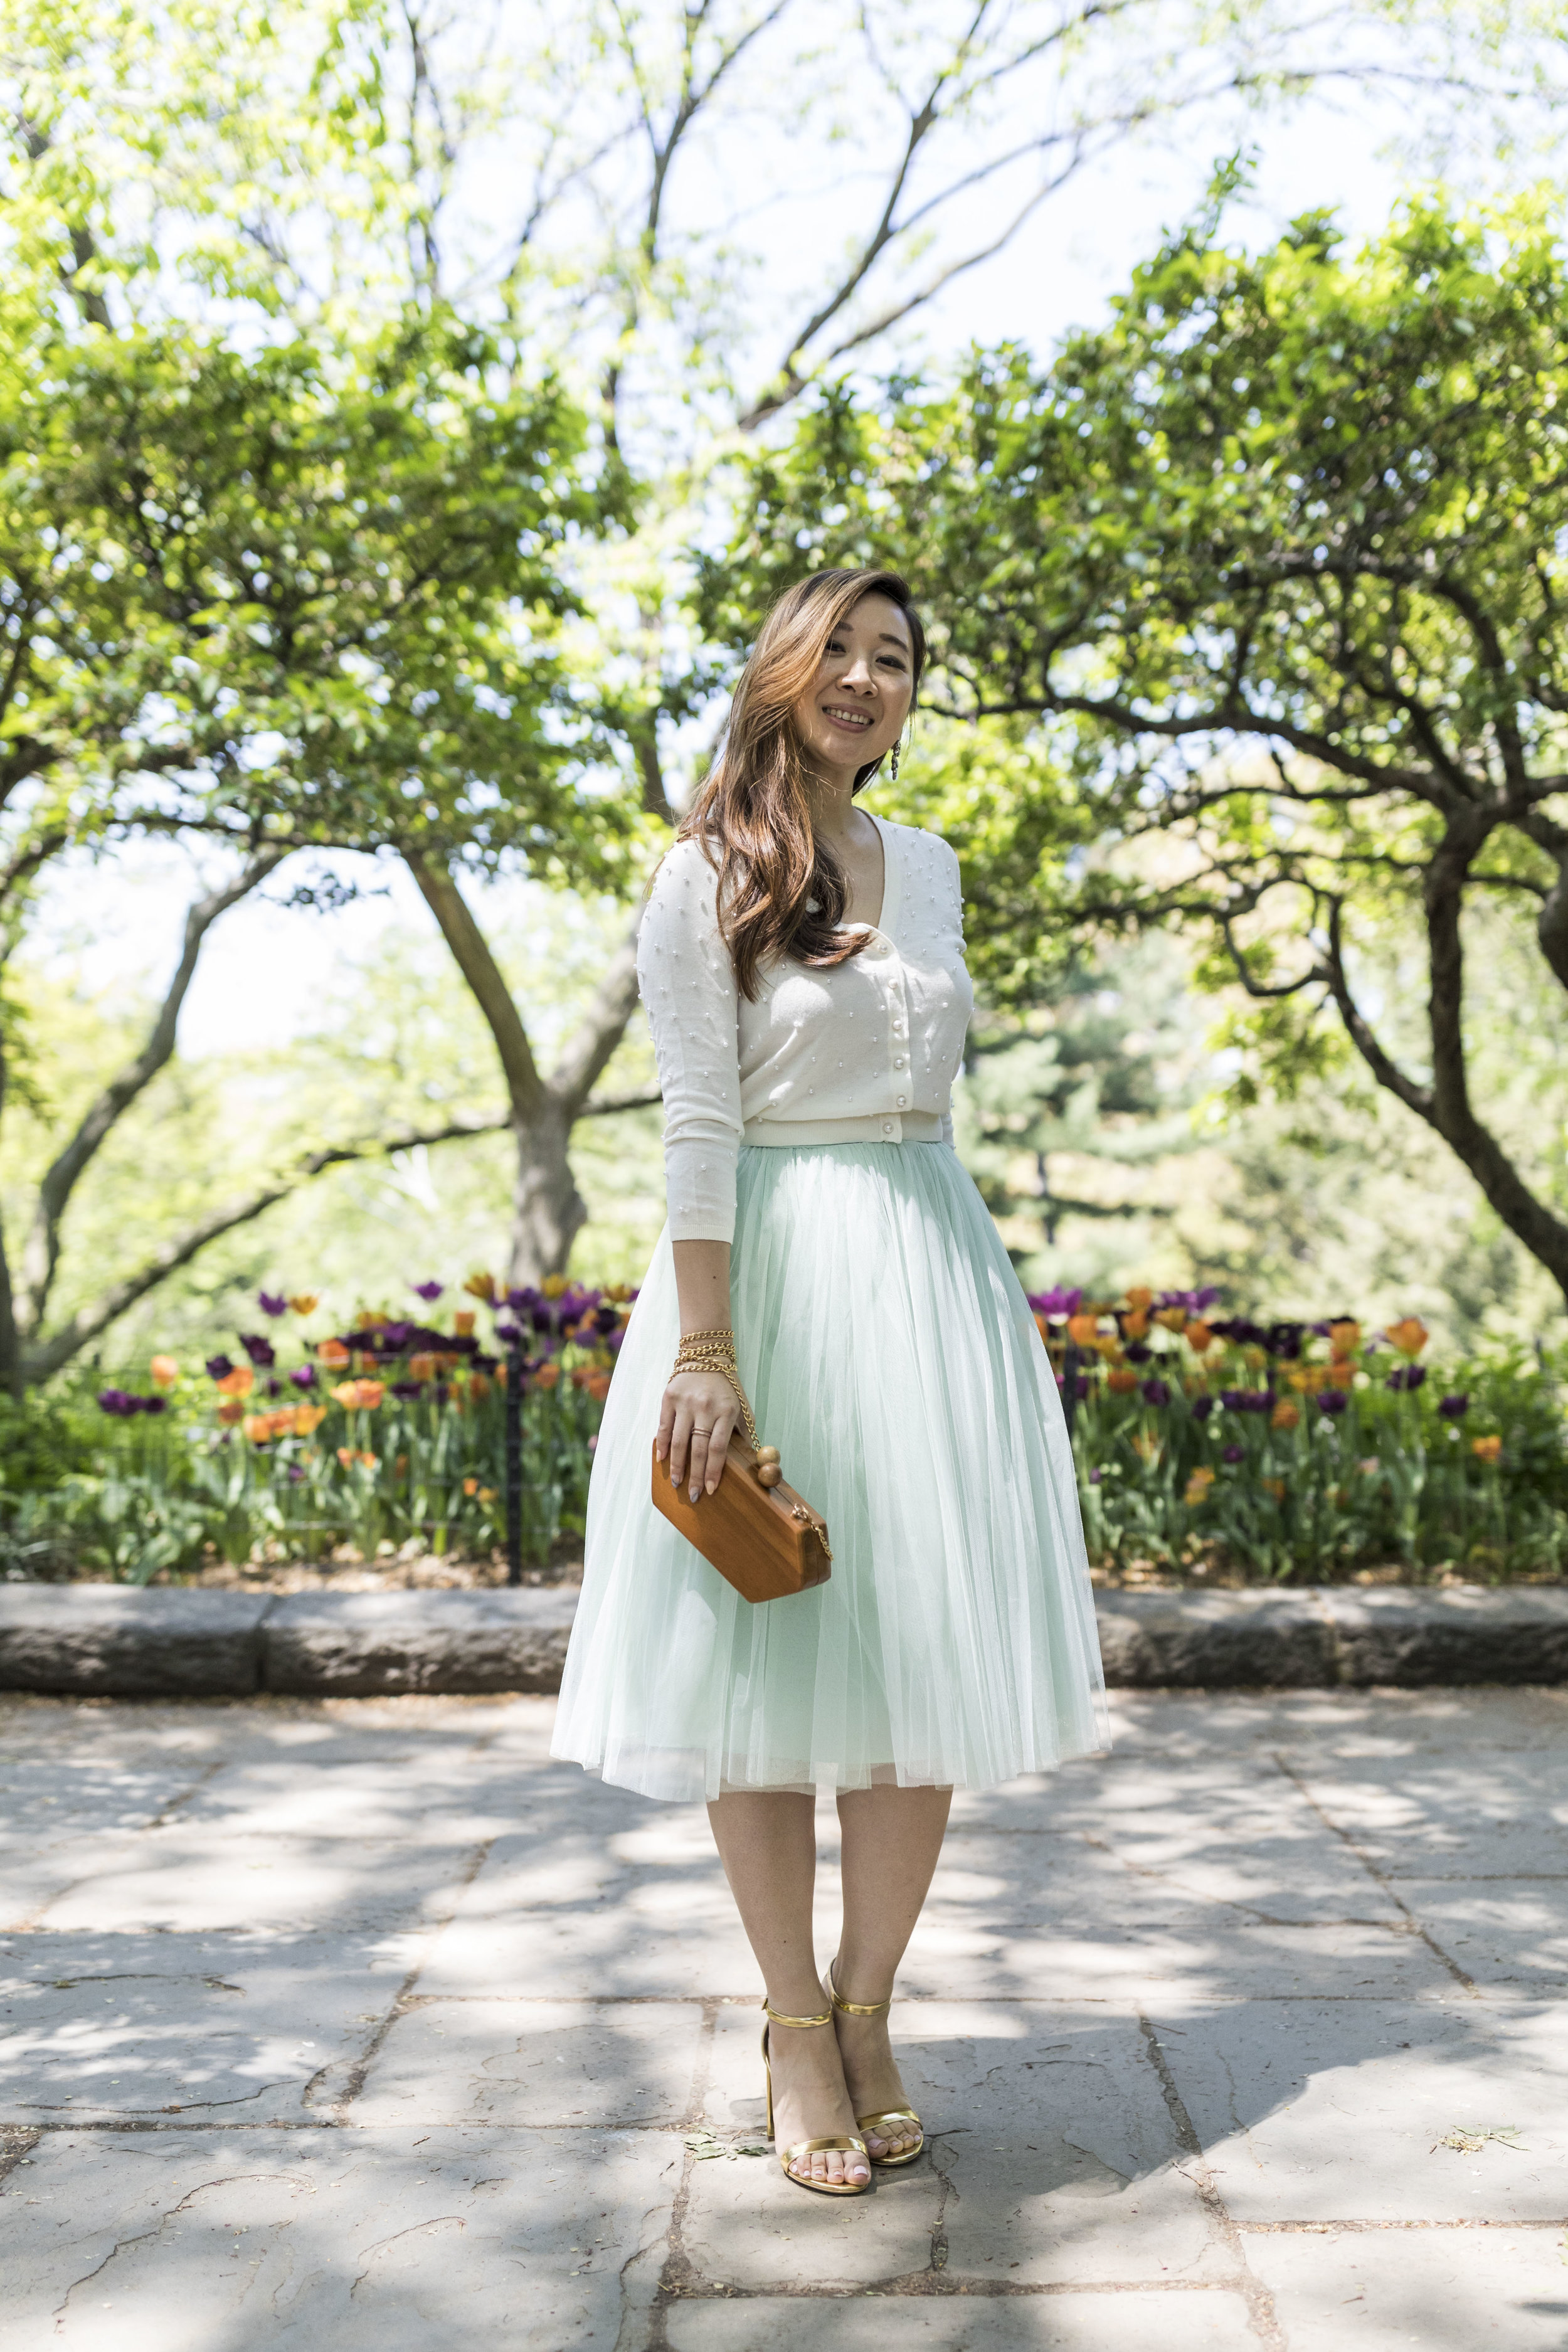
[891,734,901,781]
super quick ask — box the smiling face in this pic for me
[791,593,914,787]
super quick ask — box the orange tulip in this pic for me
[477,1486,497,1505]
[533,1362,561,1391]
[1066,1313,1101,1348]
[1183,1466,1215,1505]
[1184,1322,1215,1353]
[241,1413,275,1444]
[1328,1320,1362,1357]
[468,1372,491,1399]
[294,1406,327,1436]
[585,1372,612,1402]
[216,1365,254,1398]
[317,1338,351,1367]
[463,1271,497,1301]
[1121,1309,1150,1341]
[1472,1434,1503,1464]
[464,1476,480,1495]
[216,1397,245,1425]
[1261,1476,1286,1502]
[1106,1367,1140,1394]
[408,1353,436,1382]
[1126,1286,1153,1311]
[453,1310,476,1337]
[1271,1399,1300,1431]
[331,1379,385,1410]
[1385,1318,1429,1359]
[149,1354,179,1389]
[288,1293,320,1315]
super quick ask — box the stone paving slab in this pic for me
[8,1584,1568,1699]
[0,2124,677,2351]
[1243,2227,1568,2350]
[1,1683,1566,2350]
[664,2297,1261,2349]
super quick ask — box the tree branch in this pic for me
[405,852,547,1122]
[548,913,645,1111]
[16,848,289,1338]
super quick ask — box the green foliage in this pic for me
[0,313,624,874]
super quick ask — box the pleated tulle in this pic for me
[550,1143,1111,1802]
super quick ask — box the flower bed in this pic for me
[4,1279,1565,1586]
[1031,1288,1568,1581]
[1,1277,632,1585]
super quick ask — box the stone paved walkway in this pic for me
[1,1686,1565,2351]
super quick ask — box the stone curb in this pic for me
[2,1581,1565,1701]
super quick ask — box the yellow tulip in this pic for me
[288,1293,320,1316]
[1471,1434,1502,1463]
[463,1271,497,1301]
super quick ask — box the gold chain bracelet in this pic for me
[669,1334,758,1451]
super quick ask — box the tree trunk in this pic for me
[406,852,649,1286]
[509,1098,588,1286]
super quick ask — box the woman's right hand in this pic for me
[657,1370,742,1504]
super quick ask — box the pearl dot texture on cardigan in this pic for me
[637,818,974,1245]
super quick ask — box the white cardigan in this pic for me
[637,814,975,1243]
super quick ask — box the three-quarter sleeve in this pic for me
[637,840,744,1243]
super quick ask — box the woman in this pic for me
[553,567,1108,2196]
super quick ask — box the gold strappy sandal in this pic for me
[829,1963,924,2168]
[760,2001,871,2196]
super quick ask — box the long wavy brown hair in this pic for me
[681,568,926,1000]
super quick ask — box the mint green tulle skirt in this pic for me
[551,1143,1110,1802]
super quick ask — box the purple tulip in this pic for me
[142,1394,168,1416]
[265,1379,282,1397]
[1157,1286,1220,1312]
[1191,1395,1215,1422]
[607,1328,627,1359]
[287,1464,307,1484]
[290,1364,317,1391]
[1029,1285,1084,1318]
[1438,1393,1470,1420]
[1125,1341,1153,1364]
[1385,1365,1427,1393]
[1220,1388,1247,1410]
[1141,1378,1172,1407]
[240,1333,276,1367]
[413,1280,445,1301]
[390,1380,423,1399]
[1264,1323,1305,1360]
[1317,1389,1349,1416]
[1071,1372,1090,1400]
[258,1291,288,1318]
[471,1350,500,1374]
[495,1320,522,1346]
[96,1389,136,1416]
[1221,1443,1244,1464]
[205,1354,235,1381]
[1088,1467,1103,1485]
[432,1383,450,1404]
[381,1321,413,1349]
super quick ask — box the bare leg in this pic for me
[707,1792,869,2188]
[831,1783,953,2160]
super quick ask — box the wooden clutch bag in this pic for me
[650,1434,832,1604]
